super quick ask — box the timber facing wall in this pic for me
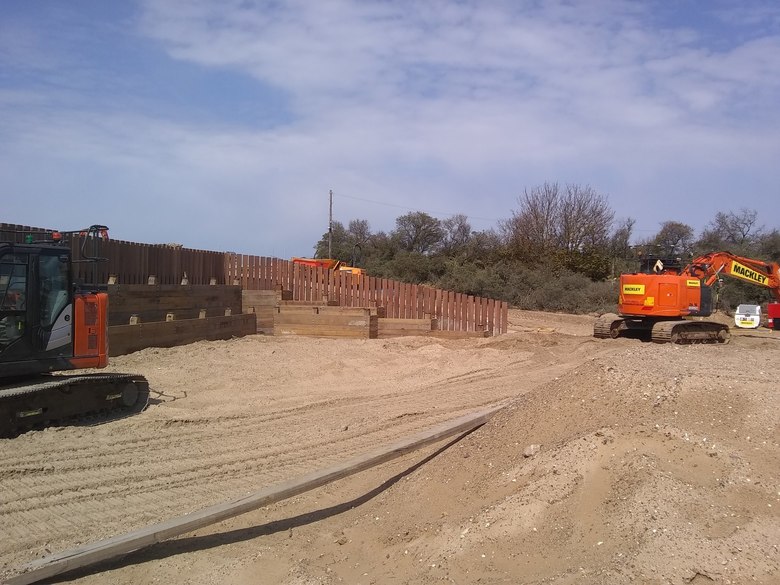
[109,314,256,356]
[105,285,254,354]
[374,318,489,339]
[108,285,241,326]
[377,318,437,338]
[274,307,377,339]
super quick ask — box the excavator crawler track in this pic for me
[593,314,625,339]
[594,315,731,345]
[650,320,730,344]
[0,373,149,438]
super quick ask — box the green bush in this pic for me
[432,261,618,314]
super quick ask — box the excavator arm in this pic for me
[686,252,780,301]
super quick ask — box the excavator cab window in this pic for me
[638,256,684,275]
[39,253,70,328]
[1,247,76,362]
[0,253,29,350]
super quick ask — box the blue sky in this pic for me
[1,0,779,257]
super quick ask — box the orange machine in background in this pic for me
[595,251,780,343]
[291,257,364,276]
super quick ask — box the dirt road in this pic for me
[1,310,778,584]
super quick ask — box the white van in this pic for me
[734,304,761,329]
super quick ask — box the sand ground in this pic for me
[1,310,778,584]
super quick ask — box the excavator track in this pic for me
[0,373,149,438]
[650,320,731,344]
[593,313,625,339]
[594,314,731,344]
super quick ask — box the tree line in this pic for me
[312,183,780,313]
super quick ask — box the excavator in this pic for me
[594,251,780,344]
[0,225,149,437]
[291,257,365,276]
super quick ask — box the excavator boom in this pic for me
[687,252,780,300]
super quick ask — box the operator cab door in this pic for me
[0,244,74,375]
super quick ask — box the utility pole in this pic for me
[328,189,333,259]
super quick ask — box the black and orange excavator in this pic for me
[594,251,780,343]
[0,225,149,437]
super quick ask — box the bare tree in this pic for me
[557,184,614,252]
[501,182,561,255]
[441,214,472,254]
[610,217,636,258]
[698,208,764,252]
[502,182,614,258]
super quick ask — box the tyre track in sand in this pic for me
[0,331,605,574]
[2,337,596,502]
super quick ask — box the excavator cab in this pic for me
[0,242,108,377]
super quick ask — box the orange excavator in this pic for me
[0,225,149,437]
[594,251,780,343]
[291,257,364,276]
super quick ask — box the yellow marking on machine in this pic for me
[622,284,645,295]
[730,261,768,286]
